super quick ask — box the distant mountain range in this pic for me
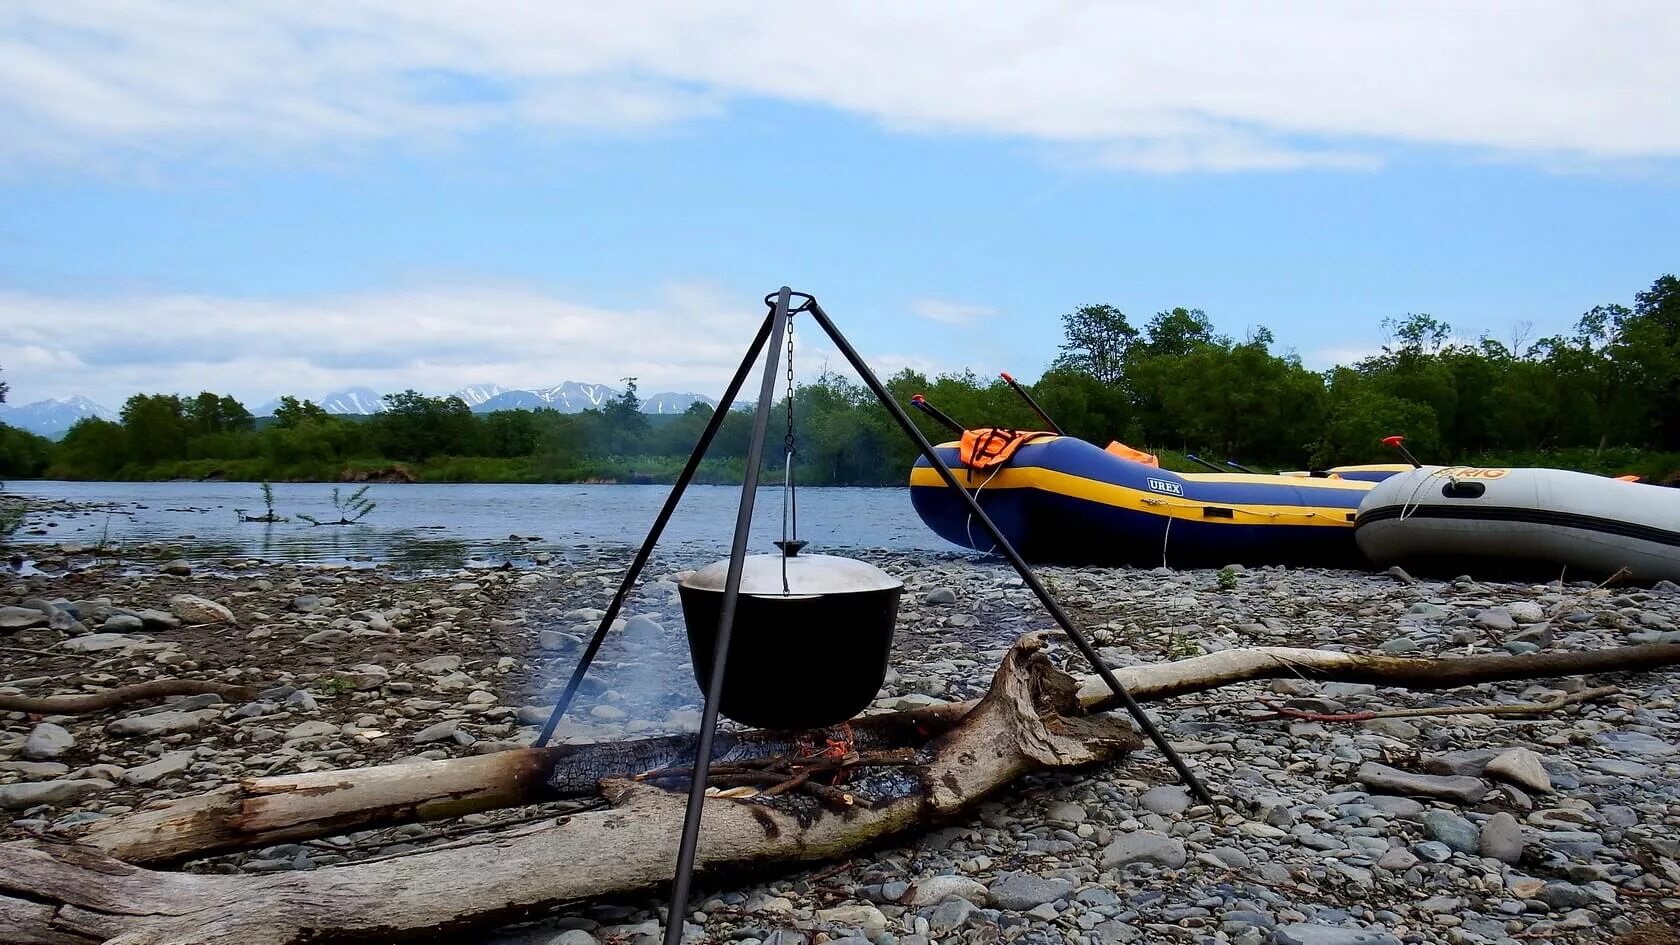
[4,382,716,439]
[0,396,116,439]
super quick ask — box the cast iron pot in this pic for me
[677,552,903,730]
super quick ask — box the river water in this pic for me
[4,480,957,569]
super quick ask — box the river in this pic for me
[3,480,957,569]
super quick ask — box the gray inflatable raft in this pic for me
[1355,465,1680,582]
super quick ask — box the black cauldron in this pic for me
[677,553,903,730]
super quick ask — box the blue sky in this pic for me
[2,3,1678,409]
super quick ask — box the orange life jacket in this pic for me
[1104,441,1159,467]
[958,428,1055,471]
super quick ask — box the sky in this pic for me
[2,1,1678,410]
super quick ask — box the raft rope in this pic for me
[1397,467,1460,521]
[963,464,1006,553]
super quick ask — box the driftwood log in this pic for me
[4,639,1680,944]
[75,642,1680,866]
[0,632,1136,945]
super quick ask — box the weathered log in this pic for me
[78,641,1680,866]
[81,705,962,866]
[0,680,261,715]
[1088,641,1680,707]
[0,631,1135,945]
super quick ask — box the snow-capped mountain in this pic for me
[0,395,116,439]
[244,382,715,418]
[318,387,385,415]
[471,382,628,414]
[452,384,505,407]
[640,392,711,414]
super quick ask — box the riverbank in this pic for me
[25,446,1680,487]
[3,554,1679,944]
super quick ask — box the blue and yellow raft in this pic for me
[910,435,1404,567]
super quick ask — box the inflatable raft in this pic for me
[1356,466,1680,582]
[909,435,1392,567]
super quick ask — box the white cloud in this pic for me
[0,282,876,409]
[3,2,1679,173]
[911,299,998,325]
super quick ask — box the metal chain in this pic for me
[784,315,797,456]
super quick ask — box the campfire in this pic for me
[632,722,916,809]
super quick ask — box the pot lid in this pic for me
[680,553,903,597]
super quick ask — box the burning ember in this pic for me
[634,722,911,810]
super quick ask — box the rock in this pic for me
[1536,880,1597,911]
[136,609,180,630]
[101,614,145,633]
[0,606,49,630]
[1364,795,1425,819]
[1045,800,1086,823]
[1485,747,1552,793]
[1593,730,1678,757]
[285,720,341,741]
[412,720,459,743]
[538,630,583,652]
[1356,762,1484,803]
[1421,748,1499,778]
[589,705,626,721]
[1375,847,1418,872]
[923,587,958,605]
[1102,830,1187,868]
[987,873,1071,910]
[622,615,662,641]
[547,932,600,945]
[301,629,352,645]
[926,897,976,934]
[1412,841,1454,863]
[106,709,214,737]
[816,904,886,940]
[0,761,70,779]
[59,633,147,653]
[1271,923,1400,945]
[1476,608,1516,633]
[22,722,74,760]
[413,655,462,674]
[344,664,389,690]
[1138,785,1192,816]
[169,594,235,624]
[0,778,113,810]
[1385,565,1415,584]
[910,875,988,906]
[1507,601,1546,623]
[291,595,322,613]
[159,558,192,576]
[1480,811,1524,863]
[123,751,194,785]
[1422,810,1480,853]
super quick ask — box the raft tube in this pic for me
[909,436,1379,567]
[1355,466,1680,582]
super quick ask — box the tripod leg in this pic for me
[533,309,776,748]
[662,289,791,945]
[804,298,1217,808]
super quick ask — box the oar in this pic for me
[909,394,965,435]
[1225,459,1265,474]
[1382,434,1422,468]
[999,372,1066,435]
[1184,453,1226,473]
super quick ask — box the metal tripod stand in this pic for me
[532,288,1215,945]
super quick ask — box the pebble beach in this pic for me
[3,539,1680,945]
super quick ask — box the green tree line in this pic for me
[2,273,1678,484]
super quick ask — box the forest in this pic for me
[2,273,1678,486]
